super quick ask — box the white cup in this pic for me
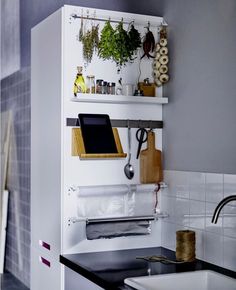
[122,84,134,96]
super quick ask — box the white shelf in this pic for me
[71,94,168,105]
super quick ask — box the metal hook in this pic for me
[145,21,150,31]
[138,119,141,128]
[149,120,153,131]
[128,20,134,30]
[127,119,130,128]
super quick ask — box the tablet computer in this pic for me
[78,114,118,154]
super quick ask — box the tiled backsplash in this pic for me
[161,170,236,272]
[1,67,31,287]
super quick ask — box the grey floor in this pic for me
[1,272,29,290]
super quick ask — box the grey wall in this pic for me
[1,68,31,287]
[161,0,236,174]
[1,0,20,78]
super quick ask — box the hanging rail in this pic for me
[66,118,163,129]
[71,14,132,25]
[69,215,155,225]
[68,213,169,226]
[70,13,167,27]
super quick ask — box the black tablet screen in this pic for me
[78,114,118,154]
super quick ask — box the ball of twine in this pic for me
[176,230,196,262]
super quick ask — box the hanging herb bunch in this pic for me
[98,19,141,68]
[79,16,100,65]
[128,23,142,56]
[78,15,142,67]
[112,21,132,67]
[98,20,115,60]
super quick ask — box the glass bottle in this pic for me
[101,81,107,94]
[96,79,103,94]
[107,82,116,95]
[73,66,86,96]
[86,75,95,94]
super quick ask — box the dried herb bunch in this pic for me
[81,24,99,64]
[128,24,141,55]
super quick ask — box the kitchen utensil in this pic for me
[136,128,148,159]
[140,130,163,183]
[124,124,134,179]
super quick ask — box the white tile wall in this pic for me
[224,174,236,206]
[161,170,236,272]
[189,172,205,201]
[205,173,223,203]
[223,236,236,271]
[189,200,205,230]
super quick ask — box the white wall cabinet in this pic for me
[31,5,167,290]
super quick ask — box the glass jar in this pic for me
[101,81,107,94]
[107,82,116,95]
[86,75,95,94]
[96,79,103,94]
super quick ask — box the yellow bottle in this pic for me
[73,66,86,96]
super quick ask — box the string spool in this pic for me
[176,230,196,262]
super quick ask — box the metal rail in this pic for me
[66,118,163,129]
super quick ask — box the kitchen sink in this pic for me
[124,270,236,290]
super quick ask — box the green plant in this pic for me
[98,20,142,68]
[112,21,132,67]
[98,20,115,60]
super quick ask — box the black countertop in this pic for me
[60,247,236,290]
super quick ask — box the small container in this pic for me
[96,79,103,94]
[133,89,144,96]
[86,75,95,94]
[101,81,107,94]
[107,82,116,95]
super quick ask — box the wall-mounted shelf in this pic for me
[71,94,168,105]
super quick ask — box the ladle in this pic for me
[124,123,134,179]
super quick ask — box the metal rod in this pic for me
[69,215,155,225]
[87,215,155,224]
[66,118,163,129]
[71,14,133,25]
[70,13,167,27]
[68,212,170,226]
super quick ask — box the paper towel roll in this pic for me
[78,185,129,197]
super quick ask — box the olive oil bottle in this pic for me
[73,66,86,96]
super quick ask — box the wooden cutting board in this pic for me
[140,131,163,184]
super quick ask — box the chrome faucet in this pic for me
[211,195,236,224]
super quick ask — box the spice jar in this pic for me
[101,81,107,94]
[107,82,116,95]
[86,75,95,94]
[96,79,103,94]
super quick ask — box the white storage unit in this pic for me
[31,5,167,290]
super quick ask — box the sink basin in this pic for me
[124,270,236,290]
